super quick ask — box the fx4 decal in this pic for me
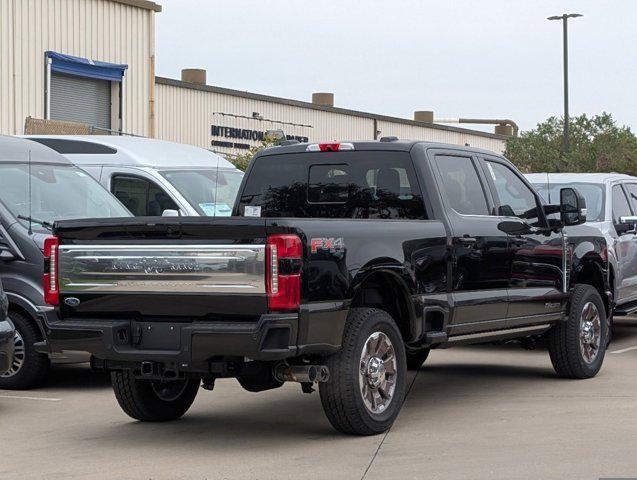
[311,237,345,254]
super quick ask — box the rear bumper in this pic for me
[0,320,15,375]
[39,314,304,371]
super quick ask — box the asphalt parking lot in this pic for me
[2,318,637,480]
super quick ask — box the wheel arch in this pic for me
[572,257,610,318]
[350,268,420,342]
[5,293,46,339]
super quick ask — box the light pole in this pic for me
[548,13,582,154]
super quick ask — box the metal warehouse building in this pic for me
[0,0,509,159]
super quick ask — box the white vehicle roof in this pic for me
[22,135,238,171]
[0,135,71,165]
[525,172,637,184]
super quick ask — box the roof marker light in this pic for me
[306,143,355,152]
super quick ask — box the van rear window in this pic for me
[238,151,426,219]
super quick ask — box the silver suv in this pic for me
[527,173,637,321]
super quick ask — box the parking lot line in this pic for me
[610,345,637,354]
[0,394,61,402]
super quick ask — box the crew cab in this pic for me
[40,140,610,435]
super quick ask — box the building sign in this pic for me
[211,124,309,150]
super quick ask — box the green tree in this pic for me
[231,135,282,172]
[505,113,637,175]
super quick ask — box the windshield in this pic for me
[160,169,244,216]
[0,163,131,231]
[531,182,605,222]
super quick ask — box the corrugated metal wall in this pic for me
[376,120,503,152]
[156,83,374,151]
[0,0,154,136]
[155,83,506,156]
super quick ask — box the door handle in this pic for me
[456,235,477,245]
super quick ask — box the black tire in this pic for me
[111,370,200,422]
[406,347,430,370]
[0,311,50,390]
[319,308,407,435]
[548,284,607,379]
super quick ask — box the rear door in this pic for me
[479,157,564,322]
[612,183,637,303]
[430,150,510,333]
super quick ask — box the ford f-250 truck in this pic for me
[39,140,609,435]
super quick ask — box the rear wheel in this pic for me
[548,284,607,379]
[111,370,200,422]
[319,308,407,435]
[0,311,50,390]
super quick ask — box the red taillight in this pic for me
[267,234,302,311]
[306,142,355,152]
[43,236,59,305]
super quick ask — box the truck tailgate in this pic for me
[54,217,268,320]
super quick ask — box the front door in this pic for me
[479,157,564,323]
[108,171,180,217]
[431,152,510,334]
[612,183,637,303]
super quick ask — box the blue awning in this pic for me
[46,51,128,82]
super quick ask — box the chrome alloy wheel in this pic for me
[150,379,189,402]
[1,329,25,378]
[359,332,397,415]
[579,301,602,364]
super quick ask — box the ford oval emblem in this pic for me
[64,297,81,307]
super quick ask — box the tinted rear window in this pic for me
[29,138,117,154]
[238,151,426,219]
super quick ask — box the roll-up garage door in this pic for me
[50,72,111,130]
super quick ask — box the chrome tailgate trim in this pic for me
[58,244,266,294]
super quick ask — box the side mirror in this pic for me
[161,209,181,217]
[560,187,587,226]
[618,215,637,234]
[0,246,16,261]
[498,220,532,235]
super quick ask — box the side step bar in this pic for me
[614,300,637,317]
[442,324,552,347]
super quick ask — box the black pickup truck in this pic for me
[40,140,610,435]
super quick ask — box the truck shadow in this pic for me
[43,363,111,390]
[90,361,557,450]
[610,316,637,343]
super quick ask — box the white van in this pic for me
[24,136,244,217]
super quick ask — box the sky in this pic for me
[155,0,637,134]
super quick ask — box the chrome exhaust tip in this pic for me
[274,364,330,384]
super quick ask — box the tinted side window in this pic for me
[111,176,178,216]
[239,151,426,219]
[434,155,489,215]
[485,161,541,226]
[623,184,637,214]
[612,185,632,225]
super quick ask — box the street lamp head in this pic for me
[548,13,583,20]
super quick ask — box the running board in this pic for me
[442,324,552,347]
[613,301,637,316]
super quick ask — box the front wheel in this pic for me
[319,308,407,435]
[548,284,607,379]
[0,311,50,390]
[111,370,200,422]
